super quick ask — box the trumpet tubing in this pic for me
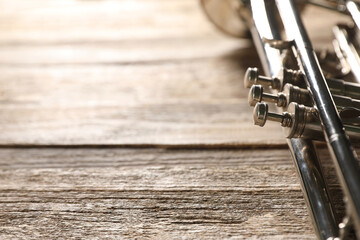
[201,0,360,239]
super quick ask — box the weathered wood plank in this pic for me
[0,5,345,65]
[0,1,349,146]
[1,147,356,239]
[0,0,285,146]
[0,0,354,239]
[0,0,217,43]
[0,37,250,65]
[0,0,347,45]
[0,55,286,146]
[0,147,293,169]
[0,148,316,239]
[0,188,313,239]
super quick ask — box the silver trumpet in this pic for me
[201,0,360,239]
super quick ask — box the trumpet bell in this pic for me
[199,0,249,38]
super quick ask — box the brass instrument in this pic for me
[201,0,360,239]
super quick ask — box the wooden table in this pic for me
[0,1,352,239]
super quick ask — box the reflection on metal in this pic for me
[245,67,360,99]
[347,1,360,31]
[334,24,360,83]
[249,83,360,109]
[201,0,360,239]
[276,1,360,237]
[253,102,360,141]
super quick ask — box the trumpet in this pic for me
[201,0,360,239]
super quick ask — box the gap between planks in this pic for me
[0,142,289,150]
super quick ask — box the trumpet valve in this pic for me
[244,67,281,90]
[248,85,287,107]
[253,102,292,127]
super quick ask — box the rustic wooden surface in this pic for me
[0,1,353,239]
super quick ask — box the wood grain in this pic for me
[0,0,289,146]
[0,1,348,146]
[0,147,316,239]
[0,0,217,43]
[0,0,354,239]
[0,58,286,146]
[1,147,354,239]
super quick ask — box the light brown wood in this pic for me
[0,60,286,146]
[0,0,287,146]
[1,146,355,239]
[0,148,316,239]
[0,1,347,146]
[0,0,354,239]
[0,0,217,43]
